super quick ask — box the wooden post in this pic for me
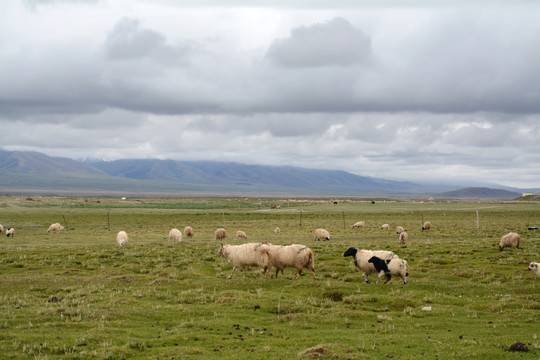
[222,211,226,228]
[343,211,346,229]
[421,212,424,225]
[299,210,302,228]
[476,210,479,230]
[107,211,110,231]
[62,215,69,231]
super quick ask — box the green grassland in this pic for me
[1,196,539,359]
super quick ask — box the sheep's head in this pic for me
[216,244,225,257]
[343,247,357,257]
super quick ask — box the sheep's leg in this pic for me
[293,269,302,280]
[228,266,238,279]
[384,273,392,284]
[309,265,317,280]
[362,272,370,284]
[242,267,247,279]
[376,270,386,284]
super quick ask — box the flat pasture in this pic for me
[1,197,539,359]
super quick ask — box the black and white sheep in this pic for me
[116,230,128,246]
[343,247,399,284]
[422,221,431,230]
[368,256,409,284]
[261,244,316,280]
[217,242,271,279]
[314,228,330,241]
[6,227,14,237]
[528,262,540,277]
[499,232,520,251]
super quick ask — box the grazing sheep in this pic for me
[528,262,540,277]
[236,230,248,239]
[396,226,404,234]
[0,224,3,233]
[261,244,316,280]
[6,228,14,237]
[422,221,431,230]
[168,228,182,243]
[399,231,408,245]
[217,242,271,279]
[368,256,409,284]
[314,228,330,241]
[184,226,194,238]
[274,227,280,235]
[116,230,128,246]
[47,223,64,233]
[214,228,227,241]
[343,247,399,284]
[353,221,365,229]
[381,224,390,231]
[499,232,520,251]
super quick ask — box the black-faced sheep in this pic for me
[314,228,330,241]
[214,228,227,241]
[381,224,390,230]
[184,226,194,238]
[217,242,271,279]
[168,228,182,242]
[422,221,431,230]
[353,221,365,229]
[343,247,399,284]
[499,232,520,251]
[47,223,64,233]
[261,244,316,280]
[236,230,248,239]
[399,231,408,245]
[396,226,404,234]
[116,230,128,246]
[368,256,409,284]
[528,262,540,277]
[6,228,14,237]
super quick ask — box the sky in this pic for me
[1,0,539,189]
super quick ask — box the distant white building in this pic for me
[522,192,533,197]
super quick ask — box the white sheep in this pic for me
[274,227,280,235]
[168,228,182,242]
[214,228,227,241]
[381,224,390,230]
[314,228,330,241]
[343,247,399,284]
[236,230,248,239]
[184,226,194,238]
[261,244,316,280]
[353,221,365,229]
[528,262,540,277]
[422,221,431,230]
[116,230,128,246]
[0,224,3,233]
[499,232,520,251]
[396,226,404,234]
[6,228,14,237]
[47,223,65,233]
[217,242,271,279]
[368,256,409,284]
[399,231,408,245]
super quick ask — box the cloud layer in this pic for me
[0,1,538,188]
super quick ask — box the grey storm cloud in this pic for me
[266,17,373,67]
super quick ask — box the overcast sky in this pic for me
[1,0,538,188]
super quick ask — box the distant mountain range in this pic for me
[0,149,529,198]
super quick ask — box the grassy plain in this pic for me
[0,196,539,359]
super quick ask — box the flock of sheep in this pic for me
[2,219,538,281]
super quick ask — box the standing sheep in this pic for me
[399,231,408,245]
[274,227,280,235]
[214,228,227,241]
[353,221,365,229]
[314,228,330,241]
[217,242,271,279]
[381,224,390,231]
[343,247,399,284]
[47,223,65,233]
[0,224,3,233]
[499,232,520,251]
[236,230,248,239]
[261,244,316,280]
[422,221,431,230]
[6,228,14,237]
[116,230,128,246]
[396,226,404,234]
[168,228,182,243]
[184,226,194,238]
[368,256,409,284]
[528,262,540,277]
